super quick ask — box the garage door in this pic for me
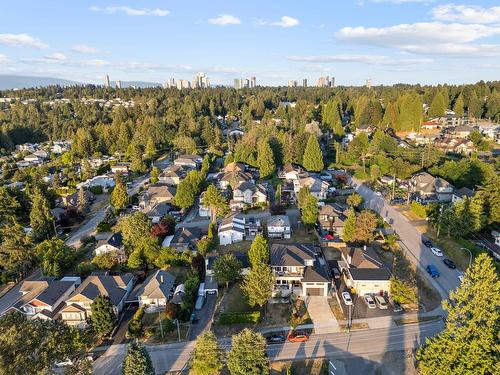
[306,288,324,296]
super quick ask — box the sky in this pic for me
[1,0,500,86]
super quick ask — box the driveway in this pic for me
[304,296,339,333]
[188,293,217,340]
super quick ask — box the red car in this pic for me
[287,332,309,343]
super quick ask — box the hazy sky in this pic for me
[1,0,500,86]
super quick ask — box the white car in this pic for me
[374,295,388,309]
[363,294,376,309]
[458,275,464,283]
[55,359,73,368]
[430,247,443,257]
[342,292,353,305]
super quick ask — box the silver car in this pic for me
[374,295,388,309]
[363,294,376,309]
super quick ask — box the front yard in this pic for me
[141,312,190,344]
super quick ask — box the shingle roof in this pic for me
[349,268,391,281]
[267,215,290,227]
[302,264,330,283]
[171,227,201,245]
[133,270,175,300]
[96,232,123,250]
[68,273,133,306]
[341,247,383,269]
[33,280,74,306]
[270,243,315,267]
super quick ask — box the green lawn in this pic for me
[218,240,252,254]
[221,282,252,313]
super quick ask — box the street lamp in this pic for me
[460,248,472,268]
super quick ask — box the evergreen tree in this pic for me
[299,190,318,227]
[36,238,73,277]
[202,184,229,222]
[428,91,447,117]
[241,263,274,308]
[191,331,224,375]
[227,329,269,375]
[467,90,482,118]
[77,187,89,215]
[111,173,130,212]
[29,187,55,242]
[150,166,160,183]
[91,295,116,338]
[381,101,398,129]
[323,98,344,138]
[248,234,269,268]
[302,134,324,172]
[417,254,500,375]
[453,93,465,117]
[257,139,275,179]
[145,137,156,159]
[342,209,356,243]
[0,223,34,277]
[122,341,155,375]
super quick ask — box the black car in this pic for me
[443,258,456,269]
[422,238,433,248]
[266,334,286,344]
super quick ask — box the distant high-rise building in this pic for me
[176,80,191,90]
[115,80,122,89]
[365,79,372,89]
[302,79,307,88]
[288,80,298,87]
[234,78,244,89]
[316,75,335,88]
[163,78,176,88]
[193,72,210,88]
[104,75,110,88]
[244,79,250,88]
[250,77,256,88]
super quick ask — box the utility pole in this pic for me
[392,173,396,200]
[175,319,181,342]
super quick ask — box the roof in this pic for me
[10,278,54,311]
[267,215,290,227]
[133,270,175,300]
[349,268,391,281]
[67,273,133,306]
[270,243,316,267]
[96,232,123,250]
[221,170,253,183]
[31,280,75,306]
[455,187,474,198]
[147,183,176,199]
[161,165,187,178]
[341,247,384,269]
[223,162,245,173]
[302,264,330,283]
[171,227,201,245]
[146,203,170,217]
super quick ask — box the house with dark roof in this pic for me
[270,243,330,297]
[339,247,391,296]
[139,183,176,209]
[219,170,254,190]
[318,204,347,236]
[132,270,176,312]
[452,187,474,203]
[60,272,133,328]
[205,252,251,279]
[267,215,291,239]
[158,165,189,186]
[162,227,202,252]
[95,232,126,263]
[410,172,454,202]
[230,181,267,210]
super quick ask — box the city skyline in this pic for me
[1,1,500,86]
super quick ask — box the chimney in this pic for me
[160,275,164,284]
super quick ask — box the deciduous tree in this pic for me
[213,253,241,287]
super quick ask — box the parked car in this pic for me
[288,332,309,343]
[55,359,73,368]
[363,294,376,309]
[390,198,405,205]
[427,264,440,278]
[332,268,341,279]
[442,258,456,269]
[393,302,403,313]
[266,334,286,344]
[374,295,388,309]
[422,237,433,248]
[342,292,353,305]
[430,247,443,257]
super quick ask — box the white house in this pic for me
[267,215,291,239]
[95,232,126,262]
[218,213,246,245]
[295,176,329,200]
[133,270,176,312]
[230,182,267,210]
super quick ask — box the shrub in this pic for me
[219,311,261,325]
[410,201,427,218]
[127,307,144,337]
[97,222,112,233]
[163,303,179,320]
[89,185,103,195]
[81,235,95,245]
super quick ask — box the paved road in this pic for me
[0,270,42,315]
[93,320,443,375]
[352,178,461,299]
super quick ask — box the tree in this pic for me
[342,209,356,243]
[30,187,55,242]
[298,188,318,227]
[0,223,34,277]
[202,184,229,222]
[257,139,275,179]
[351,210,377,244]
[302,134,324,172]
[390,277,417,305]
[92,251,120,269]
[417,254,500,375]
[122,341,155,375]
[248,234,269,269]
[227,328,269,375]
[191,331,225,375]
[90,295,116,338]
[111,173,130,212]
[145,137,156,159]
[0,186,20,225]
[150,166,160,183]
[36,238,73,277]
[323,98,344,138]
[346,193,363,209]
[77,187,89,215]
[213,253,242,287]
[0,312,87,375]
[428,91,447,117]
[241,264,274,308]
[453,93,465,117]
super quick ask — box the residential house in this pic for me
[267,215,292,239]
[295,176,329,200]
[23,154,42,165]
[271,243,330,297]
[421,120,442,130]
[222,162,246,174]
[173,154,203,169]
[219,170,254,190]
[354,124,376,136]
[280,163,306,182]
[205,252,251,278]
[77,175,115,190]
[491,230,500,247]
[198,192,211,217]
[435,137,476,155]
[145,203,170,224]
[451,125,474,138]
[62,190,94,209]
[410,172,454,202]
[218,213,246,245]
[162,227,202,252]
[110,163,130,174]
[230,182,267,210]
[60,273,134,328]
[339,246,391,296]
[452,187,474,203]
[318,204,346,236]
[51,141,71,155]
[159,165,188,186]
[133,270,176,312]
[33,149,49,160]
[139,183,176,209]
[95,232,126,263]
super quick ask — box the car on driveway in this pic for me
[288,332,309,343]
[342,292,353,305]
[427,264,440,278]
[422,237,433,248]
[374,295,388,309]
[363,294,376,309]
[266,334,286,344]
[430,247,443,256]
[442,258,456,269]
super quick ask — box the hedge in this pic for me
[219,311,261,325]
